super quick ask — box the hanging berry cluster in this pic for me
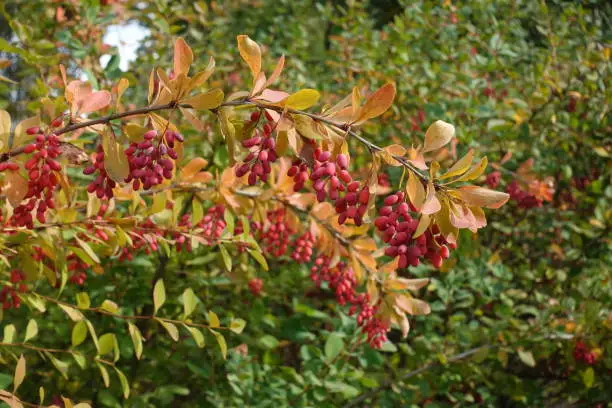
[10,128,62,227]
[310,256,388,348]
[84,145,116,199]
[235,111,278,185]
[376,191,454,269]
[573,341,599,366]
[125,129,182,191]
[1,270,27,309]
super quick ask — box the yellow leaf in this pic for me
[439,149,474,180]
[283,89,321,110]
[148,69,156,103]
[406,171,425,210]
[150,193,167,215]
[454,156,488,182]
[208,311,220,328]
[101,131,129,183]
[153,279,166,315]
[237,35,261,80]
[3,172,28,207]
[157,320,179,341]
[191,56,216,88]
[174,37,193,77]
[458,186,510,209]
[423,120,455,153]
[0,109,10,153]
[395,295,431,315]
[384,278,430,292]
[353,83,396,125]
[211,330,227,359]
[181,88,224,110]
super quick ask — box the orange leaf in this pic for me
[181,158,209,180]
[352,83,396,125]
[458,186,510,209]
[406,171,425,211]
[79,90,111,114]
[174,37,193,77]
[3,171,28,207]
[265,55,285,88]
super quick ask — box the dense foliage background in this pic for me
[0,0,610,406]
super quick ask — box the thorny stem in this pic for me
[0,99,429,183]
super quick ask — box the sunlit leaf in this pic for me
[353,83,396,125]
[153,279,166,315]
[423,120,455,153]
[237,35,261,80]
[13,355,25,393]
[174,37,193,77]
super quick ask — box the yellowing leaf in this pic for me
[23,320,38,343]
[0,109,10,153]
[455,157,488,182]
[128,323,143,360]
[264,55,285,88]
[157,319,179,341]
[186,326,206,348]
[182,88,224,110]
[113,367,130,399]
[353,83,396,125]
[183,288,197,317]
[439,149,474,180]
[102,132,129,183]
[174,37,193,77]
[13,355,26,393]
[237,35,262,80]
[458,186,510,209]
[208,311,220,328]
[283,89,321,110]
[210,329,227,359]
[423,120,455,153]
[412,213,431,238]
[153,279,166,315]
[230,318,246,334]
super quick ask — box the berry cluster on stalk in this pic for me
[255,208,294,257]
[1,270,27,309]
[506,180,544,209]
[235,111,278,185]
[175,204,227,252]
[291,232,315,263]
[125,129,182,191]
[310,256,388,348]
[84,145,116,199]
[573,341,598,366]
[10,127,63,227]
[375,191,454,269]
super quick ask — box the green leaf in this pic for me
[183,288,197,317]
[44,352,69,379]
[72,321,88,347]
[85,320,100,352]
[98,333,117,356]
[223,209,235,235]
[76,292,91,309]
[517,349,536,367]
[75,237,100,264]
[229,318,246,334]
[219,244,232,271]
[582,367,595,388]
[72,352,86,369]
[113,367,130,399]
[3,324,16,343]
[325,333,344,361]
[192,199,203,224]
[96,362,110,388]
[153,279,166,315]
[127,323,143,360]
[247,249,268,271]
[23,319,38,343]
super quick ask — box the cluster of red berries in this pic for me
[310,150,370,226]
[248,278,263,296]
[175,204,227,251]
[1,270,27,309]
[291,232,315,263]
[310,256,388,348]
[287,159,310,191]
[375,191,453,269]
[67,254,89,285]
[125,130,182,191]
[235,111,278,185]
[506,180,544,209]
[254,208,294,257]
[0,161,19,172]
[83,145,116,199]
[10,128,63,227]
[118,218,161,261]
[573,341,598,366]
[485,171,502,189]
